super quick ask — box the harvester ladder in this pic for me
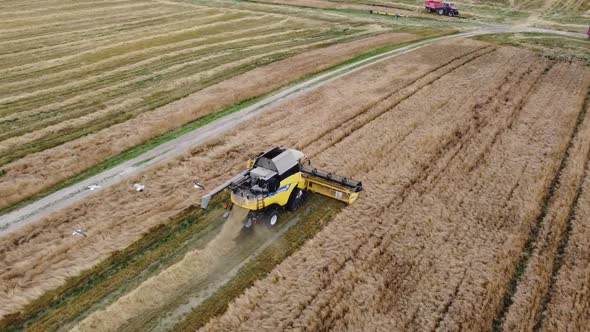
[256,195,265,210]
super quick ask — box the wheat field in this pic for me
[3,35,590,330]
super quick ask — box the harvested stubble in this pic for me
[0,38,480,319]
[0,0,395,203]
[0,29,417,210]
[500,89,590,330]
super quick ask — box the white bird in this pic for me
[87,184,101,191]
[193,180,205,190]
[72,229,87,237]
[133,183,145,192]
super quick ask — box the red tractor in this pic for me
[424,0,459,16]
[587,25,590,39]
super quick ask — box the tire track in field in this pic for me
[316,47,496,167]
[533,88,590,331]
[437,64,585,331]
[336,55,568,330]
[304,45,495,159]
[424,59,552,331]
[432,267,469,331]
[492,67,589,331]
[464,64,552,175]
[424,61,542,200]
[343,52,546,329]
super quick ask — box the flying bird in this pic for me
[193,180,205,190]
[72,229,87,237]
[133,183,145,192]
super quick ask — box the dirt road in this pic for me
[0,25,584,235]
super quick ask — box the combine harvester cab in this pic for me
[201,147,362,228]
[424,0,459,16]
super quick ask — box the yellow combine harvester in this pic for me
[201,147,363,227]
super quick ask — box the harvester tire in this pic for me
[438,9,444,15]
[268,211,279,227]
[287,188,304,211]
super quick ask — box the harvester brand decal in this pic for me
[268,184,291,197]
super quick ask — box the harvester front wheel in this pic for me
[438,9,444,15]
[287,188,305,211]
[268,211,279,227]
